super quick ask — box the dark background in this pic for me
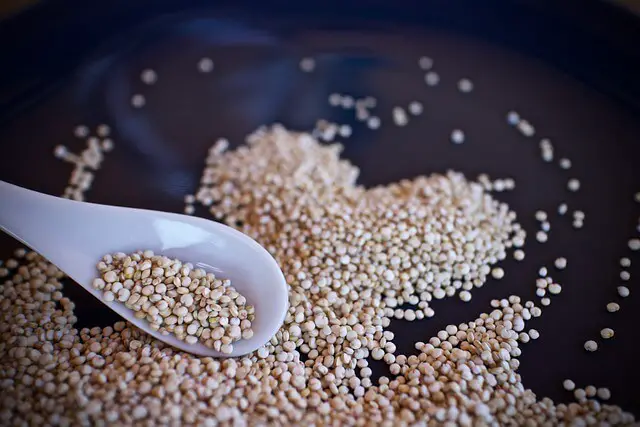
[1,0,640,416]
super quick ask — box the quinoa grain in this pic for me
[94,251,254,353]
[0,126,634,426]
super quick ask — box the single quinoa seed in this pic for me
[198,57,214,73]
[491,267,505,280]
[584,340,598,352]
[408,101,423,115]
[299,57,315,72]
[424,71,440,86]
[507,111,520,125]
[606,302,620,312]
[567,178,581,192]
[131,94,146,108]
[392,107,409,126]
[554,257,567,270]
[74,125,89,138]
[367,116,381,130]
[96,124,111,137]
[457,78,473,93]
[535,210,547,222]
[54,145,68,158]
[536,231,548,243]
[328,93,342,106]
[140,69,158,85]
[597,388,611,400]
[600,328,614,339]
[558,203,568,215]
[339,124,352,138]
[617,286,630,298]
[418,56,433,70]
[450,129,465,144]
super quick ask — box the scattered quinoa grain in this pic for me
[131,94,146,108]
[54,145,68,158]
[408,101,423,115]
[74,125,89,138]
[457,78,473,93]
[563,380,575,391]
[450,129,465,144]
[140,68,157,85]
[536,231,548,243]
[600,328,614,339]
[96,124,110,138]
[567,178,581,192]
[617,286,630,298]
[507,111,520,125]
[338,124,352,138]
[535,210,547,222]
[584,340,598,352]
[597,388,611,400]
[366,116,380,130]
[606,302,620,312]
[424,71,439,86]
[299,57,315,72]
[514,249,525,261]
[548,284,562,295]
[198,57,214,73]
[559,158,572,169]
[418,56,433,70]
[554,257,567,270]
[558,203,568,215]
[628,238,640,251]
[392,107,409,126]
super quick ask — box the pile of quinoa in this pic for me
[93,251,255,354]
[0,126,634,426]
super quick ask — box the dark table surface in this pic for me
[1,0,640,416]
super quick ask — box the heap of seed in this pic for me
[93,250,254,353]
[0,126,635,425]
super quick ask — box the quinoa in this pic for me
[94,251,255,353]
[0,126,634,426]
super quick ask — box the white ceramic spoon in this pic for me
[0,180,288,357]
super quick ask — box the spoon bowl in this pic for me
[0,180,289,357]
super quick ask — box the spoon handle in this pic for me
[0,180,204,286]
[0,180,65,250]
[0,180,109,283]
